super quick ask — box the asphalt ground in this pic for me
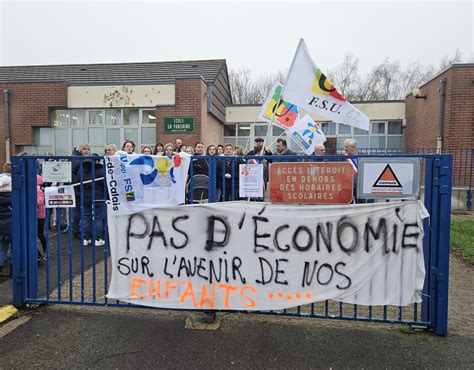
[1,233,473,368]
[0,305,473,369]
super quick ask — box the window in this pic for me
[124,128,138,143]
[35,127,53,147]
[237,124,251,137]
[52,110,70,126]
[142,110,156,125]
[371,122,385,134]
[54,130,69,155]
[254,125,269,137]
[89,110,104,125]
[370,136,386,148]
[388,121,403,135]
[354,127,369,135]
[72,129,85,149]
[71,110,85,126]
[88,127,104,146]
[224,124,236,136]
[387,136,403,148]
[321,122,336,136]
[141,127,156,145]
[339,123,351,135]
[273,126,285,136]
[49,108,156,156]
[107,129,121,148]
[123,109,139,125]
[106,109,122,126]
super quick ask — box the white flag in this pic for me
[257,82,300,130]
[289,114,326,155]
[283,39,369,131]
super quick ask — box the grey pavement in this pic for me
[1,238,473,368]
[0,306,473,369]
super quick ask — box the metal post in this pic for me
[12,157,27,307]
[26,158,39,299]
[433,154,452,336]
[421,157,434,324]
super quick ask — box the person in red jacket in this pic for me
[37,175,47,260]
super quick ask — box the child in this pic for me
[37,175,47,260]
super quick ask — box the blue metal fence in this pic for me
[10,153,453,335]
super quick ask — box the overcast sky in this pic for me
[1,0,472,78]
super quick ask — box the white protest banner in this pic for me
[42,161,72,183]
[239,164,264,198]
[257,82,300,130]
[283,39,369,131]
[105,153,191,216]
[289,114,327,155]
[107,200,428,310]
[44,185,76,208]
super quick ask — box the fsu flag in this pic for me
[258,82,300,130]
[282,39,369,131]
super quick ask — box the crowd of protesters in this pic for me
[0,136,360,271]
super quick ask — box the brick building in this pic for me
[0,60,231,165]
[0,60,472,169]
[405,63,474,150]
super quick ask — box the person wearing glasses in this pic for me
[104,144,117,155]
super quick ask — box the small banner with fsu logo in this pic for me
[289,114,326,155]
[105,153,191,216]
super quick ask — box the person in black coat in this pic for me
[72,144,106,246]
[216,144,243,201]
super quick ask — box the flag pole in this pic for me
[260,39,304,156]
[260,96,282,155]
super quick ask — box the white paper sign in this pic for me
[107,200,428,311]
[358,158,421,199]
[42,161,72,183]
[44,185,76,208]
[239,164,264,198]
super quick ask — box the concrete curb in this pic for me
[0,305,18,324]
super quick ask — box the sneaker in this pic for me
[95,239,105,246]
[83,239,91,247]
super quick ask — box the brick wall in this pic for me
[155,77,224,148]
[0,82,67,166]
[405,66,474,150]
[444,67,474,149]
[156,78,203,148]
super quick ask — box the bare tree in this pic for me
[438,49,463,73]
[229,68,288,104]
[230,51,470,103]
[399,62,436,97]
[229,67,254,105]
[329,54,361,101]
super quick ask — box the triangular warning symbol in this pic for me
[373,164,402,188]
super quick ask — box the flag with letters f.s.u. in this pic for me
[282,39,369,131]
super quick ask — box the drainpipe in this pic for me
[437,79,447,154]
[207,84,213,113]
[3,89,10,162]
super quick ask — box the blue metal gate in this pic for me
[10,154,452,335]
